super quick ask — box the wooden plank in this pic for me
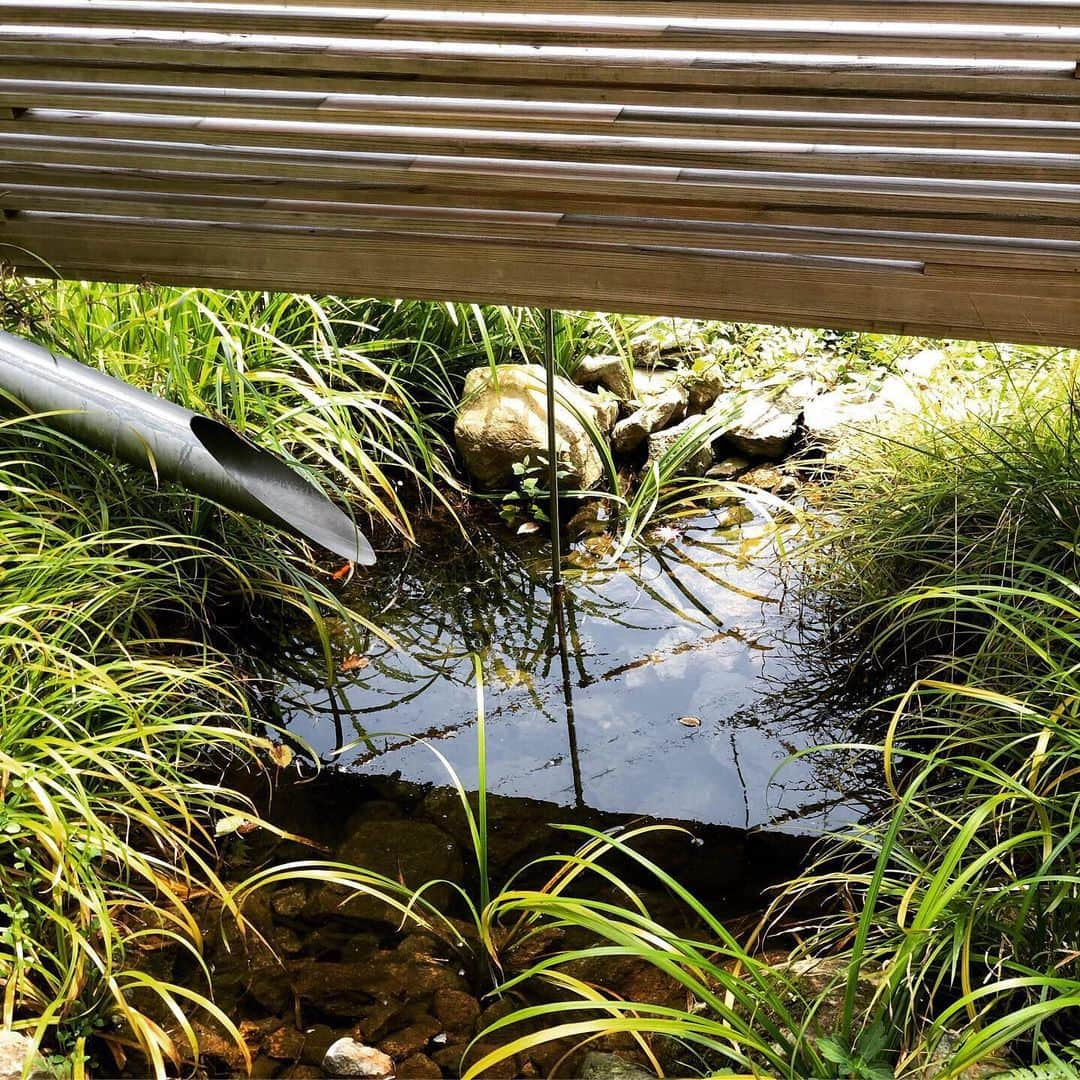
[15,1,1074,23]
[4,136,1080,227]
[8,182,1080,271]
[4,60,1076,119]
[8,108,1080,183]
[4,214,1079,344]
[5,80,1080,153]
[8,158,1080,243]
[3,4,1080,57]
[4,31,1080,88]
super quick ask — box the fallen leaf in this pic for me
[268,743,293,768]
[340,653,370,673]
[678,715,702,729]
[331,561,353,581]
[517,522,541,535]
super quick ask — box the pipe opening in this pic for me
[190,415,374,564]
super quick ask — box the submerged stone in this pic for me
[577,1052,656,1080]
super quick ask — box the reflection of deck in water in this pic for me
[278,508,873,834]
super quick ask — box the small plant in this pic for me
[497,454,577,532]
[817,1025,894,1080]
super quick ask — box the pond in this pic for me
[276,499,873,835]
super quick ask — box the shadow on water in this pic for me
[274,502,879,834]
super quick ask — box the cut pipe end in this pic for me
[191,416,375,565]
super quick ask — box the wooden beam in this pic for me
[5,214,1079,345]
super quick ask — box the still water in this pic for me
[278,504,872,834]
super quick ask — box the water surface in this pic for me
[278,505,871,833]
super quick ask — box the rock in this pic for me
[739,465,785,492]
[0,1032,54,1080]
[293,955,466,1021]
[591,390,620,433]
[711,378,816,460]
[300,1025,338,1067]
[189,1018,251,1071]
[240,1017,285,1055]
[611,386,688,454]
[572,354,633,400]
[271,883,309,918]
[630,367,681,401]
[801,386,878,455]
[577,1051,656,1080]
[250,1055,280,1079]
[686,361,726,413]
[432,989,481,1035]
[897,347,945,384]
[460,1043,518,1079]
[309,818,464,922]
[281,1068,324,1080]
[267,1026,307,1062]
[454,364,611,490]
[273,926,305,957]
[398,1053,442,1079]
[566,499,611,541]
[644,414,715,477]
[378,1017,442,1060]
[323,1038,395,1079]
[430,1043,467,1072]
[707,454,751,480]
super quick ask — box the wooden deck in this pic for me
[2,1,1079,343]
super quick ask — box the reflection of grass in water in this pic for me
[277,509,803,747]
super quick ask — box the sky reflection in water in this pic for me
[279,507,872,833]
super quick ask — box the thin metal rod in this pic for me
[542,308,583,806]
[543,307,564,593]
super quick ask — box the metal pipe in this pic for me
[0,328,374,564]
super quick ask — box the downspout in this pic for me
[0,328,374,564]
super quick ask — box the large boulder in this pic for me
[454,365,612,490]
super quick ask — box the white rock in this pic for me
[611,385,688,453]
[0,1032,53,1080]
[897,347,945,384]
[571,354,634,400]
[322,1038,395,1079]
[645,414,715,477]
[711,378,816,460]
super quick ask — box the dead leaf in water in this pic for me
[678,715,702,729]
[340,653,370,673]
[268,743,293,768]
[517,522,541,535]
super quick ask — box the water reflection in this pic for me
[277,506,875,833]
